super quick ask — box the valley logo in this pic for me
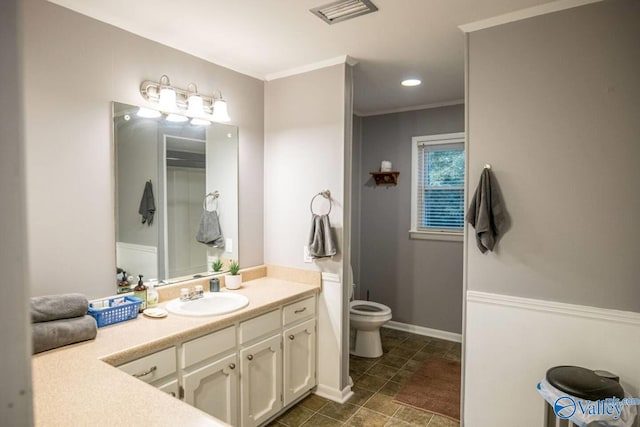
[554,395,640,420]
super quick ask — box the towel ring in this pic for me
[310,190,332,215]
[203,191,220,212]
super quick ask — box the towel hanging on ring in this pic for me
[308,190,337,258]
[196,192,224,248]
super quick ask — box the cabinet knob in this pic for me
[229,363,236,370]
[247,354,253,361]
[170,392,176,397]
[289,335,295,340]
[294,307,307,314]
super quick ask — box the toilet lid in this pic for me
[350,300,391,316]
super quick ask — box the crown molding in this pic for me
[354,99,464,117]
[459,0,603,33]
[265,55,357,81]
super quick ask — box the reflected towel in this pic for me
[196,210,225,248]
[466,168,506,253]
[32,315,97,354]
[138,180,156,225]
[308,214,337,258]
[31,293,89,323]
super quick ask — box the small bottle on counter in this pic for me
[117,270,130,294]
[133,275,147,312]
[209,277,220,292]
[146,280,158,308]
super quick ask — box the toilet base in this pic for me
[350,329,383,358]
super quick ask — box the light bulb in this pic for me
[212,99,230,122]
[166,113,188,123]
[191,117,211,126]
[137,107,161,118]
[159,87,177,111]
[187,94,204,116]
[401,78,422,87]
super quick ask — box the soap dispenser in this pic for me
[146,280,158,308]
[117,270,130,294]
[133,275,147,312]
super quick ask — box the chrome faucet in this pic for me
[179,285,205,302]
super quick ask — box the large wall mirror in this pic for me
[113,102,239,284]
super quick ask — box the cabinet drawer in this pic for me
[283,296,315,325]
[181,326,236,368]
[239,309,280,344]
[118,347,176,384]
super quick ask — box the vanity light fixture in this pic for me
[140,75,231,124]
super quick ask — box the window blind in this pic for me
[416,143,464,231]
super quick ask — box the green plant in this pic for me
[212,259,224,272]
[229,261,240,276]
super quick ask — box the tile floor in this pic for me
[269,327,462,427]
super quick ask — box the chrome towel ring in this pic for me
[203,191,220,211]
[310,190,332,215]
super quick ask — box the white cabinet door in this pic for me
[240,334,282,427]
[183,353,238,426]
[156,377,179,398]
[283,319,316,405]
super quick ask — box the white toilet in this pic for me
[349,284,392,358]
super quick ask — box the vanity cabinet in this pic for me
[181,326,238,426]
[283,319,316,406]
[118,294,317,427]
[240,334,283,427]
[117,346,178,396]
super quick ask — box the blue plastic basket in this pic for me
[88,296,143,328]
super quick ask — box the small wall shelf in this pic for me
[370,171,400,186]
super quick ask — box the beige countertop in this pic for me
[32,274,320,427]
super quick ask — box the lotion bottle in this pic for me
[133,275,147,312]
[146,281,158,308]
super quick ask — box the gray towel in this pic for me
[196,210,225,248]
[32,315,97,354]
[31,293,89,323]
[308,214,337,258]
[138,180,155,225]
[466,168,506,253]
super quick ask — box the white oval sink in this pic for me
[165,292,249,317]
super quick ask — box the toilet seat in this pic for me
[350,300,391,317]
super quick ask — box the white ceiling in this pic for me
[48,0,551,115]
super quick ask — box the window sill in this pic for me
[409,230,463,242]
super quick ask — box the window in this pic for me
[410,132,465,241]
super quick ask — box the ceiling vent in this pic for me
[310,0,378,25]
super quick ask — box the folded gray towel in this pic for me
[138,180,156,225]
[308,214,337,258]
[31,293,89,323]
[196,209,225,248]
[32,315,97,354]
[466,168,506,253]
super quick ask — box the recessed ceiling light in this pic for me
[401,78,422,87]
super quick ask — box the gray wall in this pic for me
[23,0,264,298]
[466,0,640,311]
[115,118,159,247]
[358,105,465,333]
[0,0,33,422]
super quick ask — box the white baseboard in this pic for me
[383,321,462,343]
[314,384,354,404]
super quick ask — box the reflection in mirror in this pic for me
[114,102,238,285]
